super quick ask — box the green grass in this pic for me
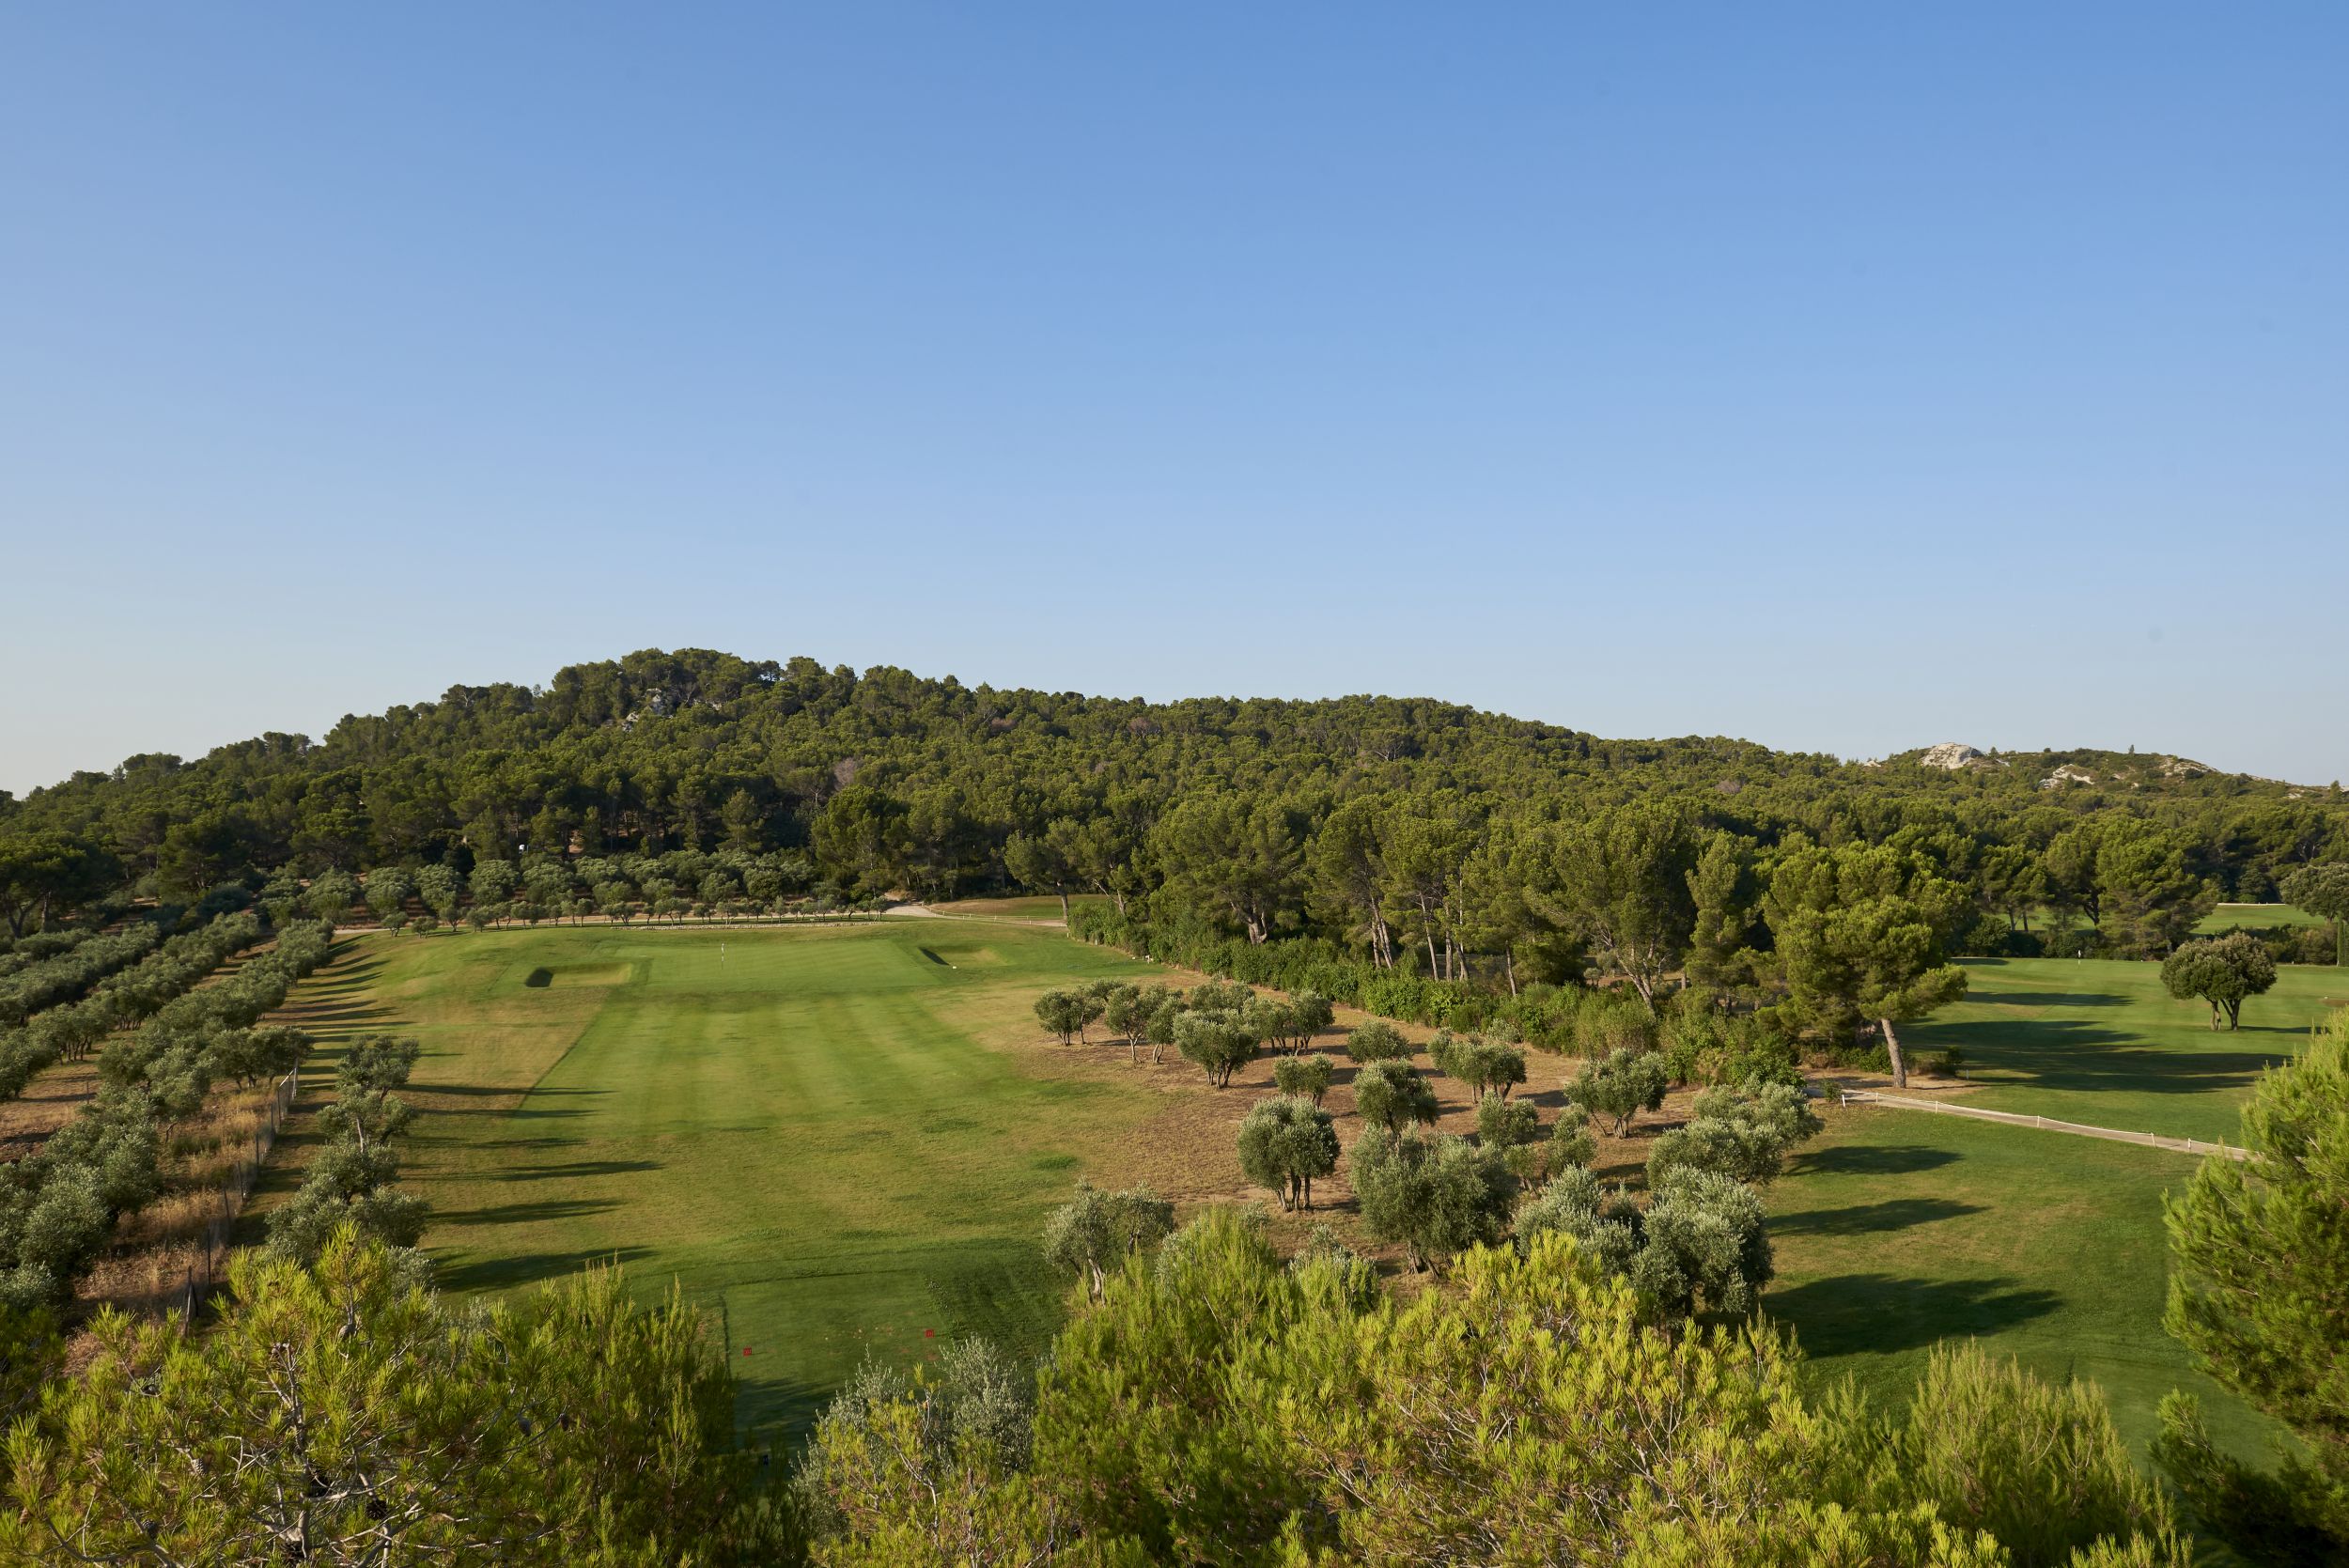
[1904,955,2344,1141]
[1766,1107,2278,1467]
[260,921,1165,1436]
[1769,955,2340,1561]
[2196,902,2330,933]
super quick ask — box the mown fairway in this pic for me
[1904,955,2343,1141]
[1769,954,2338,1477]
[261,920,1165,1435]
[1766,1107,2278,1468]
[2197,901,2331,933]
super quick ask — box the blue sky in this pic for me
[4,4,2344,794]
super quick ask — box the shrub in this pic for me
[1570,989,1658,1060]
[1828,1343,2183,1567]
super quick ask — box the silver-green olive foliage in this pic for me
[1271,1053,1335,1105]
[1236,1095,1340,1210]
[1351,1060,1438,1134]
[1565,1048,1669,1136]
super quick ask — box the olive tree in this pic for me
[1271,1053,1335,1105]
[1102,984,1166,1061]
[414,864,462,925]
[1344,1020,1410,1063]
[1431,1032,1526,1099]
[1548,1103,1596,1171]
[1041,1180,1174,1301]
[1646,1080,1822,1188]
[1175,1011,1258,1088]
[362,866,414,925]
[1351,1060,1438,1136]
[1034,989,1104,1047]
[1518,1165,1773,1319]
[1565,1048,1669,1136]
[1284,990,1336,1051]
[1237,1095,1341,1210]
[1474,1093,1540,1151]
[303,869,361,924]
[1349,1130,1516,1271]
[1142,992,1185,1065]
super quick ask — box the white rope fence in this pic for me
[1838,1087,2251,1162]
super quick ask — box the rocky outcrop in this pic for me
[1919,743,2007,770]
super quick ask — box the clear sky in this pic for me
[4,4,2344,797]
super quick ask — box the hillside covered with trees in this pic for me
[4,649,2345,1079]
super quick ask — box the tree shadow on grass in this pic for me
[1790,1144,1961,1177]
[286,999,397,1032]
[493,1158,662,1182]
[1768,1274,2061,1358]
[1771,1197,1985,1237]
[432,1245,656,1292]
[1916,1017,2271,1097]
[416,1082,609,1100]
[434,1196,625,1228]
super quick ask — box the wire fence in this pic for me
[1837,1088,2252,1161]
[174,1064,301,1321]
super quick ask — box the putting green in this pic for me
[260,920,1165,1436]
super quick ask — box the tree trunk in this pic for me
[1505,945,1518,997]
[1057,888,1070,923]
[1881,1017,1908,1088]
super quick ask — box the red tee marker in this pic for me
[741,1346,753,1356]
[923,1328,935,1338]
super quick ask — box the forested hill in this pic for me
[2,647,2341,908]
